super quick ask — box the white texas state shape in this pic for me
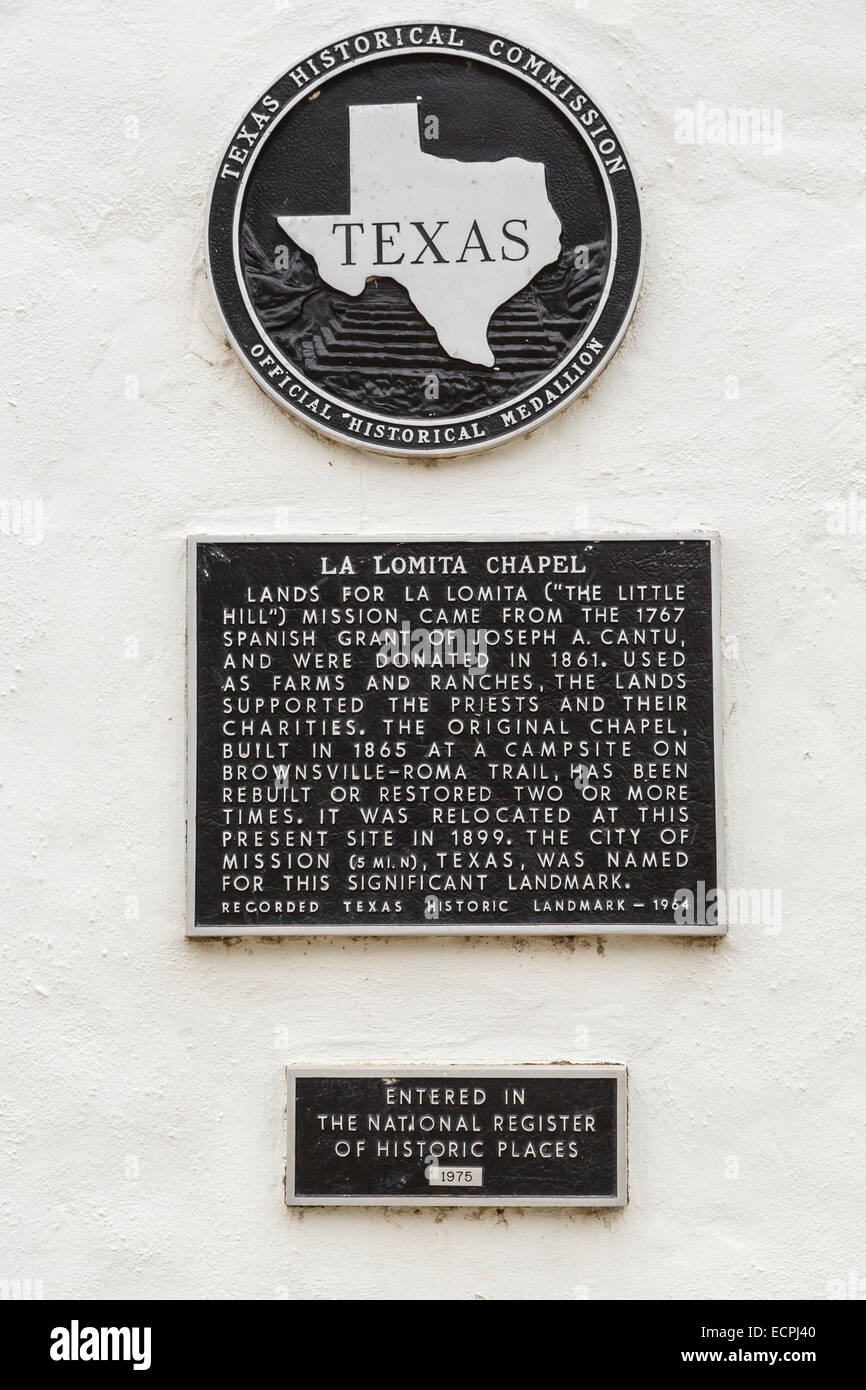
[277,103,562,367]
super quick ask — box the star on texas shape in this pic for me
[277,103,562,367]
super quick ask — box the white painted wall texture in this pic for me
[2,0,864,1301]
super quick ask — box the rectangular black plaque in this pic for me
[188,536,723,934]
[286,1066,627,1206]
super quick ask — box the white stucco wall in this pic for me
[2,0,864,1301]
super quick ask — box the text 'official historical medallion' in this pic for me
[206,24,643,455]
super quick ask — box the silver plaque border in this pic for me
[285,1064,628,1208]
[186,534,725,937]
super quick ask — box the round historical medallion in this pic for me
[206,24,643,456]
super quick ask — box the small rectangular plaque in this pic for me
[286,1066,627,1206]
[188,536,723,934]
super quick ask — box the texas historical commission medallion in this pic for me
[206,24,643,455]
